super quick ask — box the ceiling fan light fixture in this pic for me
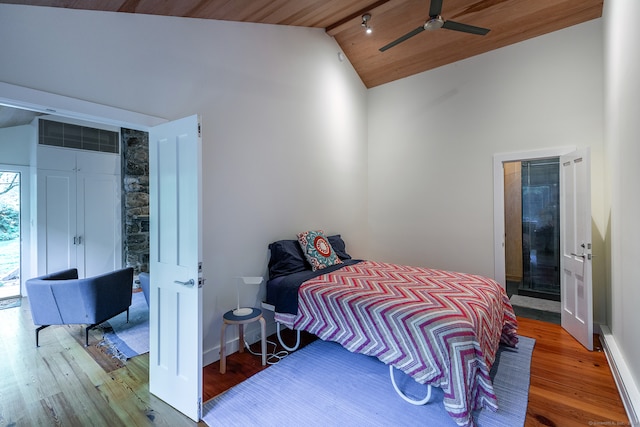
[379,0,491,53]
[361,13,372,34]
[424,16,444,31]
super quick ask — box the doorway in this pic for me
[504,158,560,302]
[494,147,575,325]
[494,146,594,344]
[0,170,21,301]
[2,84,205,420]
[504,157,562,323]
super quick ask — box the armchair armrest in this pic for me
[25,268,80,325]
[138,272,150,306]
[25,267,134,347]
[26,267,134,326]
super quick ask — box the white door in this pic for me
[36,147,122,278]
[77,172,122,277]
[559,147,593,350]
[148,115,203,421]
[37,169,76,274]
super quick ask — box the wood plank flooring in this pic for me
[0,299,205,427]
[1,300,631,426]
[519,317,630,427]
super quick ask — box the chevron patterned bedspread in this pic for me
[274,260,519,427]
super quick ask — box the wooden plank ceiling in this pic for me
[3,0,603,88]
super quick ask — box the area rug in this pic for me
[73,325,125,373]
[203,336,535,427]
[98,291,149,361]
[0,297,21,310]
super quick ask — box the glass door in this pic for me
[0,170,21,300]
[521,158,560,300]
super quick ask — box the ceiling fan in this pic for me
[379,0,490,52]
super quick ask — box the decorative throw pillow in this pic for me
[327,235,352,260]
[267,239,311,280]
[297,230,343,271]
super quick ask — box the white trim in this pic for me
[0,82,167,131]
[492,146,576,288]
[599,325,640,426]
[202,303,278,367]
[0,164,30,296]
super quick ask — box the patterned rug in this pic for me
[74,291,149,372]
[98,291,149,362]
[73,325,126,373]
[203,336,535,427]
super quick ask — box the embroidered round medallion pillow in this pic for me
[297,230,342,271]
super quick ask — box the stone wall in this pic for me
[121,128,149,276]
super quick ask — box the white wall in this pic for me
[368,19,606,322]
[604,0,640,417]
[0,5,369,363]
[0,125,32,166]
[3,8,635,407]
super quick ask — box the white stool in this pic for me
[220,307,266,374]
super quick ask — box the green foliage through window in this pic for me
[0,204,19,241]
[0,172,20,241]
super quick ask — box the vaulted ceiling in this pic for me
[0,0,603,127]
[1,0,603,88]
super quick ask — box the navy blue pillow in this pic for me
[328,235,352,260]
[268,239,311,280]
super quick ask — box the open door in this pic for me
[148,115,203,420]
[559,147,593,350]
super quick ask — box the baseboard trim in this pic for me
[203,320,278,367]
[599,325,640,426]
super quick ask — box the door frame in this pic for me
[2,82,164,288]
[0,164,29,297]
[0,83,211,406]
[493,146,576,288]
[1,82,166,130]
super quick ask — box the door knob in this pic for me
[174,279,195,287]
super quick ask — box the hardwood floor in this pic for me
[518,317,630,427]
[0,299,205,427]
[1,300,631,426]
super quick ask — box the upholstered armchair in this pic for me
[138,272,150,306]
[25,267,134,347]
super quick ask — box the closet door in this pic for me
[37,146,122,278]
[76,172,122,278]
[37,169,77,274]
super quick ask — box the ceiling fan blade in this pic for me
[379,26,425,52]
[442,20,490,35]
[429,0,444,17]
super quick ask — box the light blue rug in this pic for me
[99,291,149,360]
[0,297,21,310]
[203,336,535,427]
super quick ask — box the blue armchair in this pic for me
[138,272,150,307]
[25,267,134,347]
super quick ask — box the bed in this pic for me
[265,233,519,427]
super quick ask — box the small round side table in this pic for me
[220,307,266,374]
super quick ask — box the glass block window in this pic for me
[39,119,119,154]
